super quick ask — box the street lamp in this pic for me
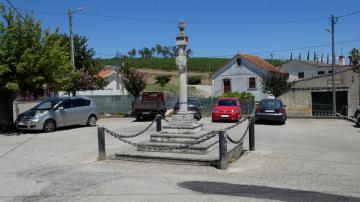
[68,6,85,71]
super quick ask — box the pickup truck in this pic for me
[132,92,167,120]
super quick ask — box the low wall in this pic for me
[13,100,40,122]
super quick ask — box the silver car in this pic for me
[16,97,98,132]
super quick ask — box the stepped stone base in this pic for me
[163,113,203,134]
[137,137,218,155]
[137,113,217,155]
[150,130,213,144]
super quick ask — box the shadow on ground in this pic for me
[178,181,360,202]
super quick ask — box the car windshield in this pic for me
[260,99,282,108]
[217,99,237,106]
[32,99,63,110]
[187,99,196,105]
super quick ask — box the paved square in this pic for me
[0,118,359,201]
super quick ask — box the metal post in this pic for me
[331,15,337,116]
[249,117,255,151]
[218,130,228,170]
[97,127,106,160]
[68,9,75,70]
[156,115,162,132]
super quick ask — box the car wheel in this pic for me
[43,119,56,133]
[87,115,97,127]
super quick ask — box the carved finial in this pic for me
[178,20,185,31]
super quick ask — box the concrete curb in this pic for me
[288,115,356,123]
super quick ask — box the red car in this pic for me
[212,98,241,122]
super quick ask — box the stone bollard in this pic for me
[249,117,255,151]
[218,130,228,170]
[156,114,162,132]
[97,127,106,160]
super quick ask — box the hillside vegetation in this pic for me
[99,58,229,73]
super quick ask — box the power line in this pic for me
[8,6,327,25]
[337,10,360,18]
[5,0,25,20]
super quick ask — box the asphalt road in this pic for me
[0,118,360,201]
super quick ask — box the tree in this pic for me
[161,46,171,58]
[0,4,72,130]
[59,34,107,94]
[350,48,360,65]
[62,71,107,96]
[261,71,292,99]
[127,48,137,58]
[122,68,148,99]
[155,44,162,57]
[307,50,310,61]
[138,47,152,58]
[155,74,171,87]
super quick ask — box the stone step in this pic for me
[150,130,215,144]
[162,122,203,134]
[137,137,219,155]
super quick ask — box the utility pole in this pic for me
[68,9,75,71]
[67,7,84,71]
[331,15,337,116]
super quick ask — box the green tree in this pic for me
[127,48,136,58]
[59,34,107,95]
[350,48,360,65]
[122,68,148,99]
[261,71,292,99]
[0,5,72,130]
[155,74,171,87]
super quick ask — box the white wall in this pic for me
[212,59,270,101]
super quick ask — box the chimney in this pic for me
[339,55,345,66]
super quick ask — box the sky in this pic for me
[3,0,360,60]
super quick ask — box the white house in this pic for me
[59,66,128,96]
[211,54,280,101]
[280,59,349,82]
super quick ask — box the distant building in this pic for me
[280,66,359,116]
[281,59,349,82]
[211,54,281,101]
[59,66,128,96]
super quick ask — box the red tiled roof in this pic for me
[239,54,280,72]
[97,67,115,78]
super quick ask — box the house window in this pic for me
[223,79,231,93]
[298,72,304,79]
[328,71,333,74]
[248,77,256,89]
[318,71,325,75]
[236,58,242,66]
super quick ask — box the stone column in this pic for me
[176,20,189,114]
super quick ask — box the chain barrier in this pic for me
[104,112,255,150]
[104,115,160,139]
[226,118,252,144]
[104,127,218,151]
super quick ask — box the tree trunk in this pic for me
[0,90,16,132]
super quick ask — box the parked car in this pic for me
[174,97,203,120]
[212,98,241,122]
[16,97,98,132]
[132,92,167,120]
[255,99,287,124]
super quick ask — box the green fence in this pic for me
[88,95,254,116]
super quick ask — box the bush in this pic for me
[220,91,255,100]
[188,75,202,85]
[155,74,172,87]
